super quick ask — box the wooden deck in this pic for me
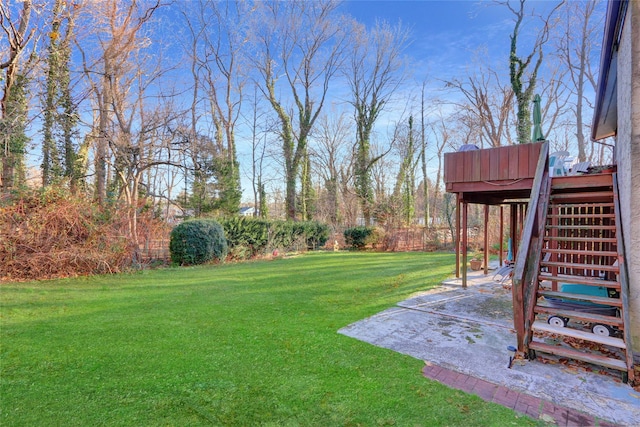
[444,142,543,204]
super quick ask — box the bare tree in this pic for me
[420,82,430,227]
[392,116,419,225]
[426,106,473,222]
[309,111,351,226]
[347,19,410,224]
[247,86,270,218]
[251,0,347,220]
[1,0,35,192]
[535,61,570,146]
[501,0,563,144]
[77,1,190,248]
[78,0,162,204]
[181,0,246,216]
[556,0,601,162]
[445,63,514,147]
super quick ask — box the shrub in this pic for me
[344,226,374,250]
[219,217,330,259]
[369,226,386,249]
[170,219,228,265]
[219,216,270,259]
[299,221,330,249]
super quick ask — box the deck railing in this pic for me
[511,141,550,355]
[444,142,544,189]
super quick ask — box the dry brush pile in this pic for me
[0,188,165,281]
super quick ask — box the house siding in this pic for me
[615,1,640,351]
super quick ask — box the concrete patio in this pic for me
[338,267,640,426]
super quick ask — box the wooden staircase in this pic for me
[524,173,635,383]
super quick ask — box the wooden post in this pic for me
[519,203,525,241]
[499,206,504,267]
[483,204,489,275]
[461,199,468,288]
[455,193,461,278]
[510,204,518,260]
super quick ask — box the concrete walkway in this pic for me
[338,269,640,426]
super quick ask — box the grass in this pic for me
[0,252,538,426]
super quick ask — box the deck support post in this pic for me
[520,203,525,236]
[499,206,504,267]
[461,198,468,289]
[510,204,518,260]
[483,205,489,275]
[455,193,461,278]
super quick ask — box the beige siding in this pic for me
[615,1,640,351]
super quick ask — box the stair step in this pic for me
[546,213,615,219]
[528,341,627,371]
[538,274,620,289]
[545,225,616,231]
[547,202,614,209]
[534,305,623,327]
[550,191,613,203]
[544,236,617,243]
[542,248,618,257]
[541,261,619,272]
[532,320,626,348]
[538,290,622,307]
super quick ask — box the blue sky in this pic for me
[342,0,578,83]
[344,0,510,77]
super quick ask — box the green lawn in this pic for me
[0,252,538,426]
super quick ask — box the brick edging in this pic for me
[422,364,619,426]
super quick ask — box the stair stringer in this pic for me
[523,173,552,357]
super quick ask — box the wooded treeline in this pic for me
[1,0,609,240]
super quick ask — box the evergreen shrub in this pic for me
[344,226,377,250]
[299,221,330,249]
[170,219,228,265]
[219,216,270,259]
[219,217,329,259]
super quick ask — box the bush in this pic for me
[218,217,330,259]
[170,219,228,265]
[299,221,330,249]
[344,226,374,250]
[219,216,270,259]
[222,217,269,247]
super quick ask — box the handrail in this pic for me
[511,141,550,354]
[612,173,635,384]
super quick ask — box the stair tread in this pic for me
[538,273,620,288]
[532,320,626,348]
[538,290,622,307]
[541,261,620,272]
[528,341,628,371]
[549,196,613,201]
[546,214,615,219]
[542,248,618,257]
[545,225,616,230]
[534,305,623,326]
[544,236,617,242]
